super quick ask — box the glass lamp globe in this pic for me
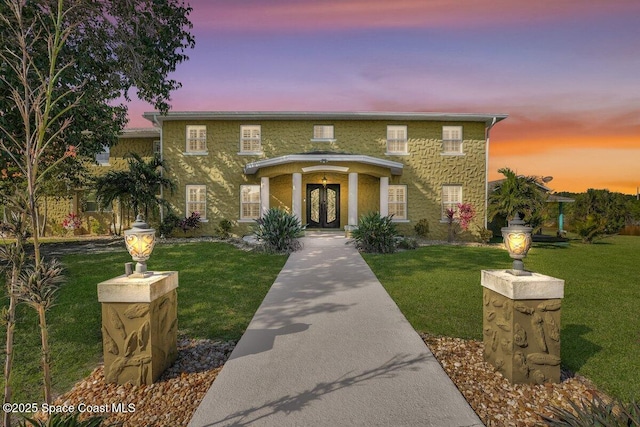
[501,214,533,276]
[124,215,157,278]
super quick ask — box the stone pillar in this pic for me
[261,177,270,215]
[481,270,564,384]
[348,172,358,226]
[292,172,302,221]
[97,272,178,385]
[379,176,389,217]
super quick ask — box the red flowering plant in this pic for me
[62,213,82,231]
[457,203,476,231]
[445,203,476,242]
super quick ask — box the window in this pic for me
[442,185,462,219]
[186,125,207,153]
[153,140,161,157]
[387,125,408,154]
[312,125,334,141]
[442,126,463,154]
[240,125,262,153]
[388,185,407,220]
[95,145,110,165]
[186,185,206,219]
[240,185,261,220]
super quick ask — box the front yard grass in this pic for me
[0,242,287,404]
[362,235,640,402]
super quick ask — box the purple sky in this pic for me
[125,0,640,194]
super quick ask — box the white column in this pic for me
[260,177,270,214]
[379,176,389,217]
[348,172,358,225]
[292,173,302,221]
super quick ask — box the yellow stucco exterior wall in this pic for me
[158,117,490,240]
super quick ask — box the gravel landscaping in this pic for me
[44,334,603,426]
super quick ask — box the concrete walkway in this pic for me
[188,232,483,427]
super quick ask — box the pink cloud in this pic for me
[190,0,640,33]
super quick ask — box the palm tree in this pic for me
[488,167,547,230]
[95,154,174,233]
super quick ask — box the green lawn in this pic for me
[1,242,287,404]
[362,235,640,402]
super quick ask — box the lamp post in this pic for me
[124,214,156,277]
[501,214,533,276]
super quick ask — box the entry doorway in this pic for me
[306,184,340,228]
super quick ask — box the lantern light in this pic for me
[124,214,157,278]
[321,175,328,188]
[501,214,533,276]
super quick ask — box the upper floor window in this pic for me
[186,185,206,219]
[442,126,463,154]
[186,125,207,153]
[240,125,262,153]
[388,185,407,220]
[386,125,408,154]
[95,145,110,165]
[442,185,462,220]
[312,125,334,141]
[240,185,261,220]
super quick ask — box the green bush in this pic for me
[253,208,305,253]
[397,236,418,250]
[414,218,429,238]
[541,395,640,426]
[351,212,397,253]
[159,211,180,237]
[216,219,233,239]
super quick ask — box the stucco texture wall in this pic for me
[160,120,487,240]
[41,136,156,236]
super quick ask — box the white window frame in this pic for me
[95,145,110,165]
[186,185,207,219]
[386,125,408,155]
[442,185,462,220]
[240,125,262,154]
[185,125,207,154]
[442,126,463,155]
[388,185,407,220]
[311,125,335,141]
[240,185,261,220]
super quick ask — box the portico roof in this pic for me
[244,153,404,175]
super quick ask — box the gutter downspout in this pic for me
[485,117,498,228]
[152,113,164,223]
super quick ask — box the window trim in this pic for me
[186,184,207,220]
[388,184,407,220]
[311,125,335,142]
[441,184,463,221]
[442,126,464,155]
[239,125,262,154]
[386,125,408,155]
[240,184,261,221]
[185,125,208,154]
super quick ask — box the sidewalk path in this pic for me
[189,232,483,426]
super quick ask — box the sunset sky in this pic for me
[125,0,640,195]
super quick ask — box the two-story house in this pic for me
[140,111,507,240]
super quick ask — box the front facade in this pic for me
[143,111,507,240]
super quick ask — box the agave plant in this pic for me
[253,208,305,253]
[541,394,640,426]
[351,212,397,254]
[20,412,106,427]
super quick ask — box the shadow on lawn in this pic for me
[562,324,602,372]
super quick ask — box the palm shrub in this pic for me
[414,218,429,238]
[351,212,397,253]
[253,208,305,253]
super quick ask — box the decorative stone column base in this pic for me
[98,272,178,385]
[481,270,564,384]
